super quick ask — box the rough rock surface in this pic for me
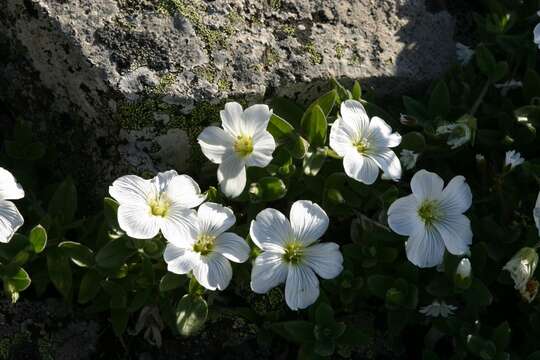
[0,0,455,192]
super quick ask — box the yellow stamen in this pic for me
[193,233,216,255]
[283,241,304,264]
[234,134,254,157]
[417,200,442,226]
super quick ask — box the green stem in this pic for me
[469,80,491,116]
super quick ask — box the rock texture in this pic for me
[0,0,455,192]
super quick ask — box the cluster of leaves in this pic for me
[1,0,540,358]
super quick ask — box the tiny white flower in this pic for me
[329,100,402,184]
[456,42,474,65]
[400,149,419,170]
[250,200,343,310]
[475,154,485,162]
[0,167,25,243]
[436,123,471,149]
[163,202,250,291]
[198,102,276,198]
[504,150,525,170]
[534,191,540,237]
[456,258,472,279]
[419,300,457,318]
[503,247,538,291]
[109,170,206,240]
[387,169,473,268]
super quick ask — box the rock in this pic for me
[0,0,455,193]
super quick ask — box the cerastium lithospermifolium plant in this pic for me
[1,2,540,358]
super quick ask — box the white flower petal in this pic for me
[197,202,236,236]
[109,175,152,205]
[117,203,160,239]
[164,174,206,209]
[241,104,272,136]
[220,102,243,136]
[369,149,402,181]
[343,151,379,185]
[388,194,422,236]
[410,169,444,201]
[367,116,402,148]
[535,23,540,47]
[290,200,329,246]
[217,156,246,198]
[193,253,232,291]
[434,214,472,256]
[161,207,198,247]
[251,252,289,293]
[0,200,24,243]
[213,232,250,263]
[197,126,234,164]
[406,226,445,268]
[164,244,199,274]
[285,264,320,310]
[302,242,343,279]
[152,170,179,194]
[440,175,472,214]
[0,168,24,200]
[250,208,291,252]
[329,118,356,157]
[340,100,369,138]
[246,131,276,167]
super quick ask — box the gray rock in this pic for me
[0,0,455,192]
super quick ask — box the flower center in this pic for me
[417,200,442,225]
[149,196,170,217]
[193,233,216,256]
[354,138,370,154]
[283,241,304,264]
[234,134,254,157]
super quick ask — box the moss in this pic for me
[154,73,177,95]
[116,98,157,130]
[335,43,345,60]
[268,0,281,10]
[217,78,232,92]
[305,41,323,65]
[194,64,218,83]
[280,25,296,37]
[263,46,281,68]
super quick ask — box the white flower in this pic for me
[504,150,525,170]
[400,149,419,170]
[436,123,471,149]
[197,102,276,198]
[249,200,343,310]
[329,100,402,184]
[419,300,457,318]
[503,247,538,291]
[163,202,250,291]
[534,191,540,237]
[475,154,485,162]
[387,169,473,268]
[109,170,206,240]
[456,42,474,65]
[456,258,472,279]
[0,167,25,243]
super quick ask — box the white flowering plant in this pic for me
[1,2,540,359]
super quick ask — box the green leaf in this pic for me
[428,80,450,119]
[314,339,335,357]
[464,278,492,307]
[475,45,496,77]
[48,177,77,225]
[315,303,335,328]
[352,81,362,100]
[403,96,429,123]
[28,225,47,253]
[271,321,315,344]
[95,238,134,269]
[258,176,287,202]
[78,270,102,304]
[104,197,120,229]
[312,89,339,117]
[59,241,95,267]
[159,273,187,292]
[2,265,31,293]
[528,351,540,360]
[270,97,305,128]
[493,321,511,352]
[101,280,127,309]
[491,61,508,82]
[367,275,394,298]
[47,248,72,300]
[267,114,308,159]
[337,326,370,346]
[387,309,410,335]
[331,78,351,101]
[524,69,540,102]
[111,308,129,336]
[176,294,208,336]
[303,147,326,176]
[301,104,327,147]
[467,334,496,360]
